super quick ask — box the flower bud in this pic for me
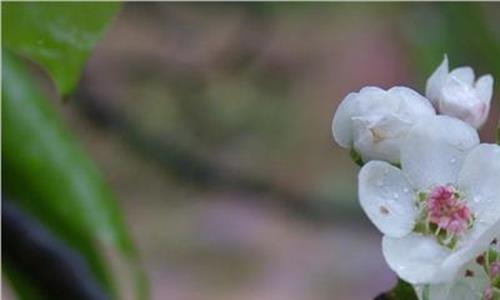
[332,86,435,164]
[426,55,494,129]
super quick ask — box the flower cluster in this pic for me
[332,56,499,300]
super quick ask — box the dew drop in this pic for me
[450,157,457,164]
[403,188,410,193]
[393,193,399,199]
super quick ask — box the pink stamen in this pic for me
[484,286,493,300]
[491,262,500,278]
[426,186,472,235]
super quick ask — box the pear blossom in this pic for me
[332,86,435,164]
[426,56,494,129]
[358,115,500,285]
[414,231,500,300]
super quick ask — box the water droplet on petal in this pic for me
[403,188,410,193]
[397,265,407,272]
[450,157,457,164]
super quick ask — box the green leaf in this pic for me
[2,49,148,299]
[392,280,419,300]
[3,264,44,300]
[2,2,120,95]
[349,148,364,167]
[375,279,418,300]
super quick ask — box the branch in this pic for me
[2,198,109,300]
[73,78,364,225]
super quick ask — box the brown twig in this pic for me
[73,77,365,225]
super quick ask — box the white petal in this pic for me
[444,218,500,275]
[441,264,488,300]
[358,161,416,237]
[384,221,500,286]
[440,76,487,129]
[449,66,475,86]
[359,86,387,98]
[441,73,477,109]
[426,55,449,106]
[351,87,435,163]
[458,144,500,230]
[423,262,489,300]
[356,86,394,115]
[401,115,479,189]
[475,74,493,104]
[353,114,412,163]
[332,92,359,147]
[388,86,436,116]
[414,285,427,300]
[382,234,453,284]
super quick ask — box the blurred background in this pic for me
[4,3,500,300]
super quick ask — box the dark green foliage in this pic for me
[374,279,419,300]
[3,2,120,95]
[2,3,148,299]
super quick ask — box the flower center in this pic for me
[427,185,472,235]
[414,185,474,248]
[369,127,387,143]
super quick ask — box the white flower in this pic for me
[415,229,500,300]
[418,262,488,300]
[426,55,494,129]
[332,86,435,164]
[358,115,500,285]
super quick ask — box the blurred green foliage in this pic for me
[2,3,147,300]
[3,263,44,300]
[3,2,120,95]
[404,3,500,87]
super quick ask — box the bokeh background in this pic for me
[5,3,500,300]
